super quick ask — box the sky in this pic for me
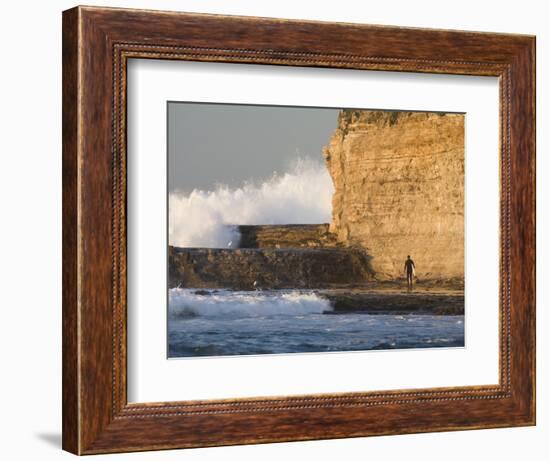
[168,102,339,194]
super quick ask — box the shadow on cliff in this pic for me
[348,248,376,281]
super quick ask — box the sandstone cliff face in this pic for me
[323,110,464,280]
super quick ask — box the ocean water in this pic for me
[168,288,465,358]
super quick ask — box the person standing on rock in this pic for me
[404,255,416,292]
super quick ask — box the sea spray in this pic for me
[168,159,334,248]
[168,288,333,319]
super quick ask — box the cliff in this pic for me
[323,110,464,280]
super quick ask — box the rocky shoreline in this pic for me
[319,289,464,315]
[168,245,374,290]
[170,236,464,316]
[187,283,464,316]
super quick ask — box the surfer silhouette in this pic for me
[404,255,416,292]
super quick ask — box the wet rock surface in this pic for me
[320,290,464,315]
[169,244,374,290]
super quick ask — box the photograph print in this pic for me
[167,102,465,358]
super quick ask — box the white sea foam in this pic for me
[168,288,333,319]
[168,159,334,248]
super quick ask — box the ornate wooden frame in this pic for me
[62,5,536,455]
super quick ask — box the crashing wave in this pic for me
[168,158,334,248]
[168,288,332,319]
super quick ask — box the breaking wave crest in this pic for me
[168,288,332,319]
[168,159,334,248]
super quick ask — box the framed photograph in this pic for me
[62,6,535,455]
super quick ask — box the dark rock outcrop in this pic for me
[321,291,464,315]
[169,245,373,290]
